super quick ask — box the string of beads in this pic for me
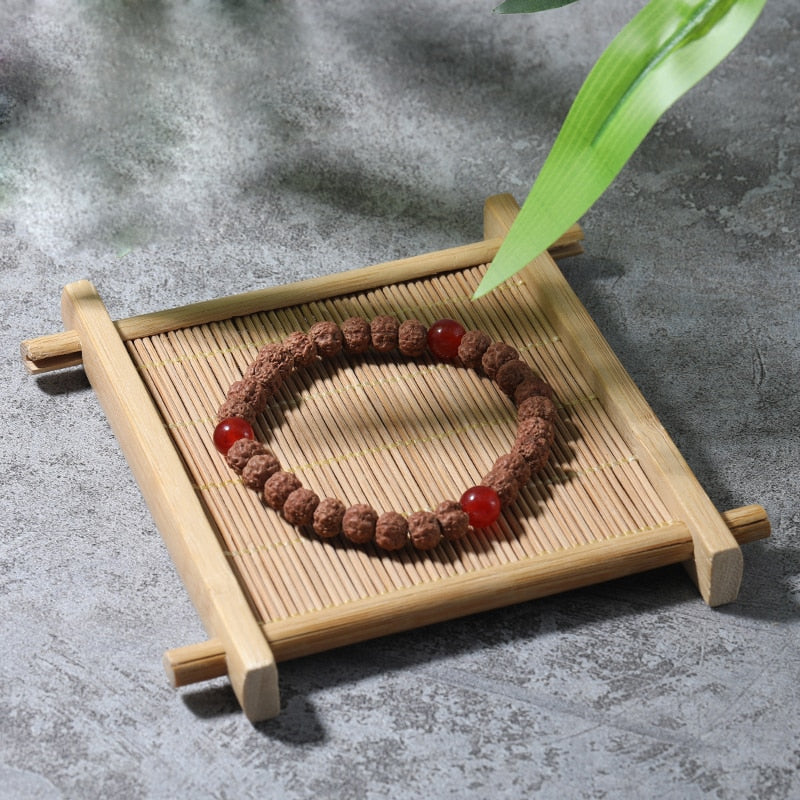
[213,316,557,552]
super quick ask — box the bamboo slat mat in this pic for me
[129,261,674,627]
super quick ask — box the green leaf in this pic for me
[494,0,581,14]
[474,0,767,298]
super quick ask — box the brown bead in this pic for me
[481,453,531,506]
[225,439,267,474]
[435,500,470,541]
[282,488,320,526]
[482,342,519,380]
[514,376,554,405]
[512,417,555,471]
[374,511,409,551]
[309,321,343,358]
[340,317,371,354]
[312,497,346,539]
[512,437,551,472]
[226,378,265,406]
[517,416,555,447]
[262,471,302,510]
[217,396,257,424]
[248,343,295,388]
[342,504,378,544]
[495,359,535,396]
[457,330,492,371]
[283,331,317,368]
[252,342,294,380]
[397,319,427,357]
[370,315,399,354]
[518,395,558,424]
[408,511,442,550]
[241,452,282,491]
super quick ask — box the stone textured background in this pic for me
[2,1,798,797]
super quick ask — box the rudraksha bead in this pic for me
[282,487,320,526]
[309,321,343,358]
[482,341,519,380]
[514,375,554,404]
[342,503,378,544]
[313,497,347,539]
[518,395,558,424]
[283,331,317,368]
[495,358,535,396]
[340,317,371,354]
[226,438,268,473]
[408,511,442,550]
[370,315,400,354]
[375,511,409,551]
[434,500,470,541]
[263,471,302,510]
[241,452,282,491]
[397,319,428,357]
[457,330,492,370]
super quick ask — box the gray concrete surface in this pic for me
[2,1,798,797]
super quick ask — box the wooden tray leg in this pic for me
[61,280,280,721]
[483,194,744,606]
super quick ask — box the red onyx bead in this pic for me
[213,417,255,454]
[459,485,501,528]
[427,318,466,361]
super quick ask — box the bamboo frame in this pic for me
[25,194,769,722]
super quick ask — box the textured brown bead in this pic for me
[262,471,302,510]
[481,453,532,506]
[435,500,470,541]
[370,315,399,354]
[514,376,554,405]
[495,359,535,396]
[340,317,371,354]
[251,342,294,381]
[312,497,346,539]
[457,330,492,371]
[217,396,258,424]
[512,437,551,472]
[517,415,555,446]
[374,511,409,551]
[283,331,317,368]
[225,439,268,474]
[342,504,378,544]
[397,319,427,357]
[282,488,320,526]
[241,452,282,490]
[227,378,265,406]
[512,417,555,471]
[221,378,268,418]
[408,511,442,550]
[482,342,519,380]
[309,321,343,358]
[518,394,558,424]
[247,343,295,391]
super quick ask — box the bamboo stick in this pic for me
[60,279,281,722]
[20,228,583,374]
[163,503,769,687]
[483,194,747,606]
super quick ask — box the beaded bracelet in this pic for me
[212,316,557,552]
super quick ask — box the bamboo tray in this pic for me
[22,194,769,722]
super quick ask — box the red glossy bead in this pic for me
[213,417,255,454]
[427,318,466,361]
[459,485,501,528]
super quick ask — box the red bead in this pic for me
[459,485,501,528]
[213,417,255,454]
[427,318,466,361]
